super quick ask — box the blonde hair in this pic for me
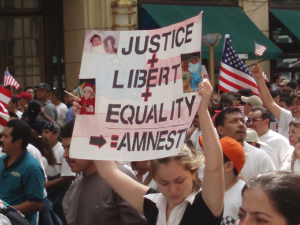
[149,140,204,192]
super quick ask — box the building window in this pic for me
[0,16,42,88]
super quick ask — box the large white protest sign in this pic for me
[70,12,203,161]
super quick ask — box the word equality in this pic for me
[106,95,196,125]
[121,23,194,55]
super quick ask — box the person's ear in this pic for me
[224,161,235,173]
[217,126,223,136]
[14,139,22,148]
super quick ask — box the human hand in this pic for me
[251,62,263,80]
[40,107,46,117]
[73,97,82,114]
[198,79,213,110]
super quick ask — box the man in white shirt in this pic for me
[50,90,68,126]
[252,63,300,138]
[42,122,75,224]
[247,106,290,170]
[215,107,275,180]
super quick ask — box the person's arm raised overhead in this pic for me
[198,80,224,217]
[252,62,282,120]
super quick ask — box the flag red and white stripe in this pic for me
[262,71,269,82]
[0,102,10,132]
[4,69,20,90]
[0,86,12,108]
[219,35,260,96]
[255,43,267,56]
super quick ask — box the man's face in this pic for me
[7,100,15,112]
[42,129,58,147]
[247,111,268,137]
[276,76,282,84]
[217,112,246,142]
[26,88,35,99]
[289,97,300,118]
[19,98,28,108]
[1,127,17,155]
[50,93,57,103]
[36,88,49,101]
[273,95,280,105]
[62,137,93,175]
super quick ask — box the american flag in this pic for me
[255,43,267,56]
[0,102,10,132]
[0,86,12,109]
[4,69,20,90]
[219,36,260,96]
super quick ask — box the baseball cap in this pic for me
[35,82,50,91]
[199,136,246,173]
[279,79,289,86]
[43,122,61,135]
[241,95,262,107]
[16,92,32,101]
[245,128,267,146]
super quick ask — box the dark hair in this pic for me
[242,171,300,225]
[217,93,238,109]
[6,119,31,150]
[90,34,101,43]
[215,107,242,128]
[250,106,271,126]
[30,129,56,166]
[51,90,62,100]
[61,120,75,138]
[289,92,300,106]
[223,153,239,176]
[24,86,34,91]
[11,95,18,104]
[271,73,281,84]
[280,96,290,106]
[270,90,280,98]
[9,112,18,119]
[287,81,297,90]
[238,89,252,98]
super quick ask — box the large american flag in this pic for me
[0,86,11,132]
[4,69,20,90]
[219,36,260,96]
[255,43,267,56]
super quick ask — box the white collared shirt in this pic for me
[144,191,199,225]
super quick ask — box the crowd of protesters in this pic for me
[0,64,300,225]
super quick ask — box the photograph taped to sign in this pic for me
[71,12,203,161]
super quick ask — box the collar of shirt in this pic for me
[3,149,28,169]
[144,191,199,225]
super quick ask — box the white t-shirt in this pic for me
[55,103,68,126]
[259,129,290,170]
[281,147,300,175]
[223,179,245,225]
[190,129,202,152]
[16,110,23,119]
[279,108,293,139]
[241,142,275,180]
[46,142,75,178]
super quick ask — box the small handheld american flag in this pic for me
[255,43,267,56]
[4,68,21,90]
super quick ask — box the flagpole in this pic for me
[254,40,257,62]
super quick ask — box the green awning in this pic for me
[142,4,283,60]
[270,9,300,41]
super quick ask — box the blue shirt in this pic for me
[0,150,44,225]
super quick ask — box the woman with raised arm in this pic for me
[75,80,224,224]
